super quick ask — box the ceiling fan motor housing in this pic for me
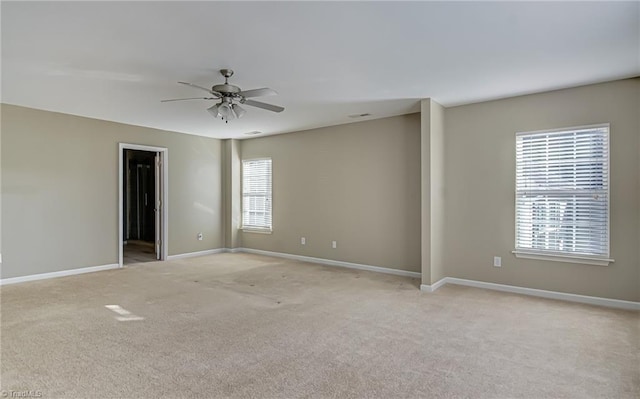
[212,84,241,95]
[213,69,241,96]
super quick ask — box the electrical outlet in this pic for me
[493,256,501,267]
[197,233,203,241]
[332,241,337,249]
[301,237,306,245]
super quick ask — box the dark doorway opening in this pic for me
[123,149,157,264]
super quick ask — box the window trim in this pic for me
[241,157,273,233]
[511,250,614,267]
[241,228,273,234]
[513,123,614,266]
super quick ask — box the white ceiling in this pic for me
[2,1,638,139]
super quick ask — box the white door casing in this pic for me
[118,143,168,267]
[154,153,161,260]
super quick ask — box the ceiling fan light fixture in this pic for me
[207,104,220,117]
[218,102,233,120]
[232,104,246,119]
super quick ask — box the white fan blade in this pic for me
[239,88,277,98]
[178,82,221,97]
[243,99,284,113]
[161,97,215,102]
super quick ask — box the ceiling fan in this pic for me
[162,69,284,123]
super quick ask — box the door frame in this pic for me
[118,143,169,267]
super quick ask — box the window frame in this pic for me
[512,123,614,266]
[241,157,273,234]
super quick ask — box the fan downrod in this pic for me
[220,69,234,81]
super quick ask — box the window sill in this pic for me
[241,228,272,235]
[512,250,614,266]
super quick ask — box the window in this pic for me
[242,158,272,232]
[514,124,612,266]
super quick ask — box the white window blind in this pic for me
[515,124,609,259]
[242,158,272,231]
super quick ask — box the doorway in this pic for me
[118,143,168,267]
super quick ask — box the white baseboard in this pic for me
[0,263,119,286]
[236,247,422,278]
[166,248,227,260]
[420,284,434,293]
[423,277,640,311]
[224,248,243,253]
[6,250,632,310]
[420,277,447,293]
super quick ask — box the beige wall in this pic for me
[420,101,432,283]
[240,114,422,273]
[1,105,222,279]
[443,78,640,301]
[2,79,637,302]
[0,108,3,262]
[421,98,446,286]
[222,139,241,249]
[429,100,446,284]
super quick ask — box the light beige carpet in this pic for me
[1,253,638,398]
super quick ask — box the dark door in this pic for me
[124,150,156,243]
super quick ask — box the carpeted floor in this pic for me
[1,253,638,398]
